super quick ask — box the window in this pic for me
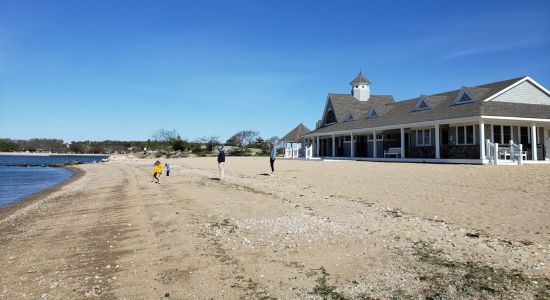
[493,125,512,145]
[493,125,501,144]
[456,125,475,145]
[466,126,474,144]
[413,96,430,111]
[325,109,336,125]
[453,89,475,105]
[520,127,529,145]
[367,108,378,118]
[503,126,511,144]
[416,129,431,146]
[457,127,465,144]
[345,112,354,121]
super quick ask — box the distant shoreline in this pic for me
[0,152,109,156]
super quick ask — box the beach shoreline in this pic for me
[1,157,548,299]
[0,167,84,222]
[0,152,110,156]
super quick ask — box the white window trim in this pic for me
[367,108,379,119]
[413,95,430,111]
[453,87,475,105]
[416,129,431,146]
[456,125,476,145]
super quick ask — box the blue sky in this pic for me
[1,0,549,142]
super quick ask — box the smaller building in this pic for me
[281,123,311,158]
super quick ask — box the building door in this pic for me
[441,128,449,158]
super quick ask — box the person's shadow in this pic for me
[259,173,270,176]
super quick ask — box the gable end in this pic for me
[489,80,550,105]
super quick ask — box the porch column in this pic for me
[544,127,549,160]
[373,130,377,158]
[331,134,335,157]
[479,120,485,160]
[350,132,355,158]
[435,124,440,159]
[316,136,320,157]
[531,125,537,161]
[400,127,405,158]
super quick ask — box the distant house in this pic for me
[281,123,310,158]
[303,73,550,164]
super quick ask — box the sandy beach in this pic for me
[1,157,549,299]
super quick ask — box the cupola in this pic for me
[350,72,371,101]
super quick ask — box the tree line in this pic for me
[0,129,280,156]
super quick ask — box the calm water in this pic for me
[0,155,108,207]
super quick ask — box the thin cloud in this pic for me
[442,37,550,60]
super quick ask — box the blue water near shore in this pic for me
[0,155,107,208]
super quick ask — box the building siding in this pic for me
[491,81,550,105]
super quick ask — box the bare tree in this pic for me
[200,135,220,151]
[152,128,178,142]
[268,136,281,148]
[227,130,259,155]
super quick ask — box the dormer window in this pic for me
[413,95,430,111]
[345,112,354,121]
[366,108,379,118]
[325,108,336,125]
[453,88,475,105]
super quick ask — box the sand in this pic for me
[1,157,549,299]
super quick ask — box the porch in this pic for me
[304,118,549,164]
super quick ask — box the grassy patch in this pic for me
[412,241,548,299]
[309,267,349,300]
[284,261,305,269]
[385,209,403,218]
[210,218,236,233]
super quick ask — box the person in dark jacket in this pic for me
[217,146,225,180]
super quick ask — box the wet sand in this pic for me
[1,157,548,299]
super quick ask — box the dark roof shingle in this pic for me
[307,77,540,136]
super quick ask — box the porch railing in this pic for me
[284,148,299,158]
[509,140,524,165]
[486,139,498,165]
[486,139,525,165]
[305,145,313,159]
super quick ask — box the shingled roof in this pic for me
[308,76,550,136]
[281,123,311,142]
[350,72,371,85]
[326,94,395,123]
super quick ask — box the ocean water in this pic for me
[0,155,107,207]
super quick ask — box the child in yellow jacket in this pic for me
[152,161,163,184]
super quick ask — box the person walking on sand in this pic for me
[217,146,225,180]
[269,143,277,175]
[152,160,163,184]
[165,163,170,176]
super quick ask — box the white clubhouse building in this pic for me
[301,73,550,164]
